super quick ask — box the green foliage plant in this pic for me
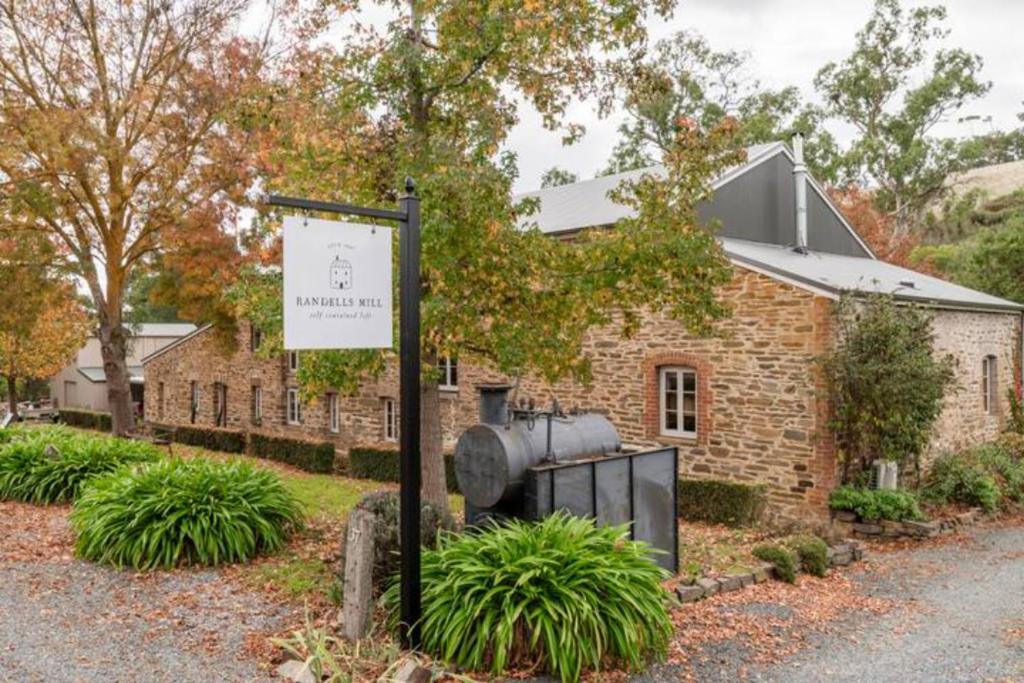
[71,458,303,569]
[820,293,954,483]
[828,486,924,522]
[384,512,673,682]
[249,433,335,473]
[751,544,798,584]
[923,452,1001,512]
[0,430,160,504]
[785,534,829,578]
[676,478,766,526]
[347,447,458,492]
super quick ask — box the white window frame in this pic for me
[384,398,397,441]
[438,356,458,391]
[252,386,263,424]
[983,355,998,415]
[288,350,299,373]
[287,388,302,425]
[659,366,698,439]
[328,393,340,433]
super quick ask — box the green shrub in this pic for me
[168,425,247,454]
[337,491,456,595]
[828,486,924,522]
[974,443,1024,504]
[677,478,766,526]
[250,433,335,473]
[0,431,160,504]
[71,458,303,569]
[923,452,1002,512]
[384,512,672,683]
[348,447,458,492]
[752,544,798,584]
[58,409,112,432]
[786,534,828,577]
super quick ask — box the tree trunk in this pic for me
[97,317,134,435]
[421,368,449,517]
[6,373,18,419]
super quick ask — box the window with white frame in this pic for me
[328,393,340,433]
[287,388,302,425]
[983,355,998,415]
[438,356,458,390]
[384,398,397,441]
[213,382,227,427]
[251,386,263,425]
[659,366,697,438]
[288,351,299,373]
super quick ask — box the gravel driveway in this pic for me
[0,502,299,683]
[637,522,1024,682]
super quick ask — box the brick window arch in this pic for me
[644,353,712,444]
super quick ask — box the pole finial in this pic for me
[404,176,416,195]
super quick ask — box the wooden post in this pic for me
[341,509,376,641]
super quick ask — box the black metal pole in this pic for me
[398,177,422,649]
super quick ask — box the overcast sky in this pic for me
[504,0,1024,191]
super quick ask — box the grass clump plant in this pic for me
[71,457,303,570]
[785,534,829,577]
[384,512,673,683]
[923,451,1002,512]
[752,544,798,584]
[0,430,159,504]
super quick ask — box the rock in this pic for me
[956,510,976,525]
[277,660,316,683]
[902,520,939,537]
[752,563,773,583]
[830,551,853,566]
[341,509,376,641]
[738,572,755,588]
[392,660,431,683]
[696,577,719,597]
[676,584,705,603]
[833,510,858,523]
[718,575,744,593]
[852,522,883,536]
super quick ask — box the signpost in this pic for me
[268,179,422,648]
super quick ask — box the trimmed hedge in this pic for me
[348,446,458,492]
[59,409,112,432]
[677,478,766,527]
[250,433,335,474]
[169,425,247,454]
[829,486,924,522]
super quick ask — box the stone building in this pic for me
[142,141,1023,522]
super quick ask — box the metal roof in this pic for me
[77,366,145,383]
[128,323,197,337]
[516,143,781,235]
[140,323,214,365]
[722,238,1024,312]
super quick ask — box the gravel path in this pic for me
[0,502,298,683]
[635,522,1024,682]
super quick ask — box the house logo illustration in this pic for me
[329,256,353,290]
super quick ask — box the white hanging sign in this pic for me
[283,215,393,349]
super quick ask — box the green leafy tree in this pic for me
[540,167,579,188]
[813,0,990,235]
[235,1,739,513]
[602,29,827,175]
[821,293,954,484]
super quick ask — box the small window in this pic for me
[250,326,262,352]
[190,381,199,424]
[438,356,458,391]
[157,382,165,420]
[983,355,998,415]
[287,388,302,425]
[251,386,263,425]
[288,351,299,373]
[328,393,340,433]
[384,398,397,441]
[213,383,227,427]
[659,366,697,438]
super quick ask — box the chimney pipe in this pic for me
[477,384,511,425]
[792,133,809,254]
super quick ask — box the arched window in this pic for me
[659,366,698,438]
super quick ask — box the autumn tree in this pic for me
[812,0,989,236]
[540,167,579,188]
[0,0,261,433]
[236,1,740,513]
[0,231,89,417]
[603,29,825,174]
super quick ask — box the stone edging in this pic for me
[832,507,983,540]
[675,540,863,604]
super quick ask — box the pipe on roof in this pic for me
[792,133,809,253]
